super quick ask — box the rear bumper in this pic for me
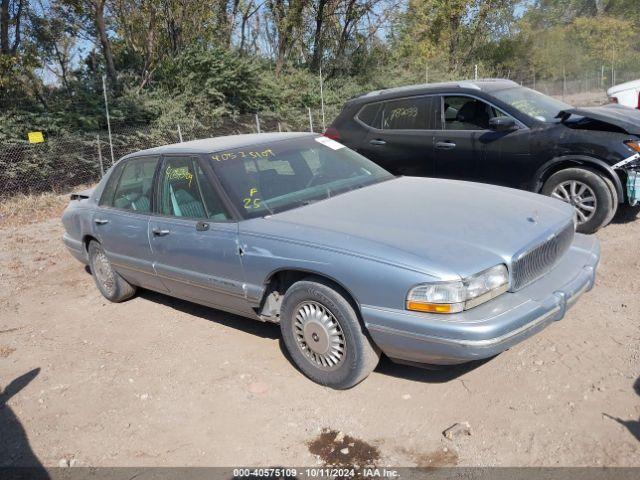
[361,233,600,365]
[62,233,88,264]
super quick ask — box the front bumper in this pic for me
[362,233,600,365]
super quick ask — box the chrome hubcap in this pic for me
[93,250,115,296]
[551,181,597,224]
[293,301,346,370]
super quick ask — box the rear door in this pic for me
[359,95,441,176]
[92,156,167,292]
[148,155,252,316]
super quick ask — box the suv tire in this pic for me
[542,167,614,234]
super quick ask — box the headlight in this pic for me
[624,140,640,153]
[406,265,509,314]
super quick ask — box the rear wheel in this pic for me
[88,240,137,302]
[280,279,380,389]
[542,168,614,234]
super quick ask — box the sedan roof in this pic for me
[122,132,315,159]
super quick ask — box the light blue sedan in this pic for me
[62,133,600,388]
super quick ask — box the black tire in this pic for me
[280,278,380,389]
[541,167,614,234]
[88,240,137,302]
[601,175,619,226]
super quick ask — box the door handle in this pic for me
[196,221,210,232]
[369,139,386,146]
[152,228,170,236]
[435,141,456,150]
[94,219,109,225]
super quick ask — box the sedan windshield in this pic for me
[492,86,573,122]
[209,136,394,218]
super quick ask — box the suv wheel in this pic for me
[88,240,137,302]
[542,167,614,234]
[280,278,380,389]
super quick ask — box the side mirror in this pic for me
[489,116,517,132]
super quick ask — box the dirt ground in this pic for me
[0,196,639,469]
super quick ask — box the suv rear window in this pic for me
[356,103,382,129]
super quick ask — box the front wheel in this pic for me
[280,279,380,389]
[542,167,614,234]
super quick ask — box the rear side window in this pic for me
[102,157,159,212]
[356,103,382,128]
[379,96,442,130]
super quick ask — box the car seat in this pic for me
[456,101,491,129]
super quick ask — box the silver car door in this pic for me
[93,155,167,292]
[149,155,251,315]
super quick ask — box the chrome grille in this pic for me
[511,222,575,291]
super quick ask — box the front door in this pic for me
[93,155,167,292]
[149,155,251,316]
[360,95,441,176]
[435,95,531,186]
[433,95,486,180]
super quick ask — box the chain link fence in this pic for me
[3,68,640,200]
[0,109,340,199]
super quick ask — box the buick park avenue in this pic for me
[327,79,640,234]
[62,133,600,388]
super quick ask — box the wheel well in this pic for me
[82,235,98,253]
[537,159,623,202]
[257,269,361,322]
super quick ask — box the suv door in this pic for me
[435,95,530,186]
[359,95,441,176]
[93,156,167,292]
[149,155,251,315]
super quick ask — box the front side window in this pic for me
[210,136,394,218]
[444,96,500,130]
[158,156,229,220]
[104,156,158,212]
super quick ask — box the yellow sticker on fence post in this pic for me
[28,131,44,143]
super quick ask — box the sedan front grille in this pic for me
[511,222,575,291]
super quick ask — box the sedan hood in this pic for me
[559,104,640,135]
[250,177,574,280]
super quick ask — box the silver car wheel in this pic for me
[92,249,115,297]
[551,180,597,224]
[293,301,346,370]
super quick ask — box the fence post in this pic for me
[474,64,478,80]
[319,66,326,132]
[255,113,261,133]
[101,75,115,165]
[562,67,566,101]
[97,134,104,177]
[277,122,282,133]
[177,124,183,142]
[308,107,313,133]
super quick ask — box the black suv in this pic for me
[327,79,640,233]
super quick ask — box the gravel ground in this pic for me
[0,200,639,469]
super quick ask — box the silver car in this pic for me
[62,132,600,388]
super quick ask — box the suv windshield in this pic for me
[492,86,572,122]
[209,136,394,218]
